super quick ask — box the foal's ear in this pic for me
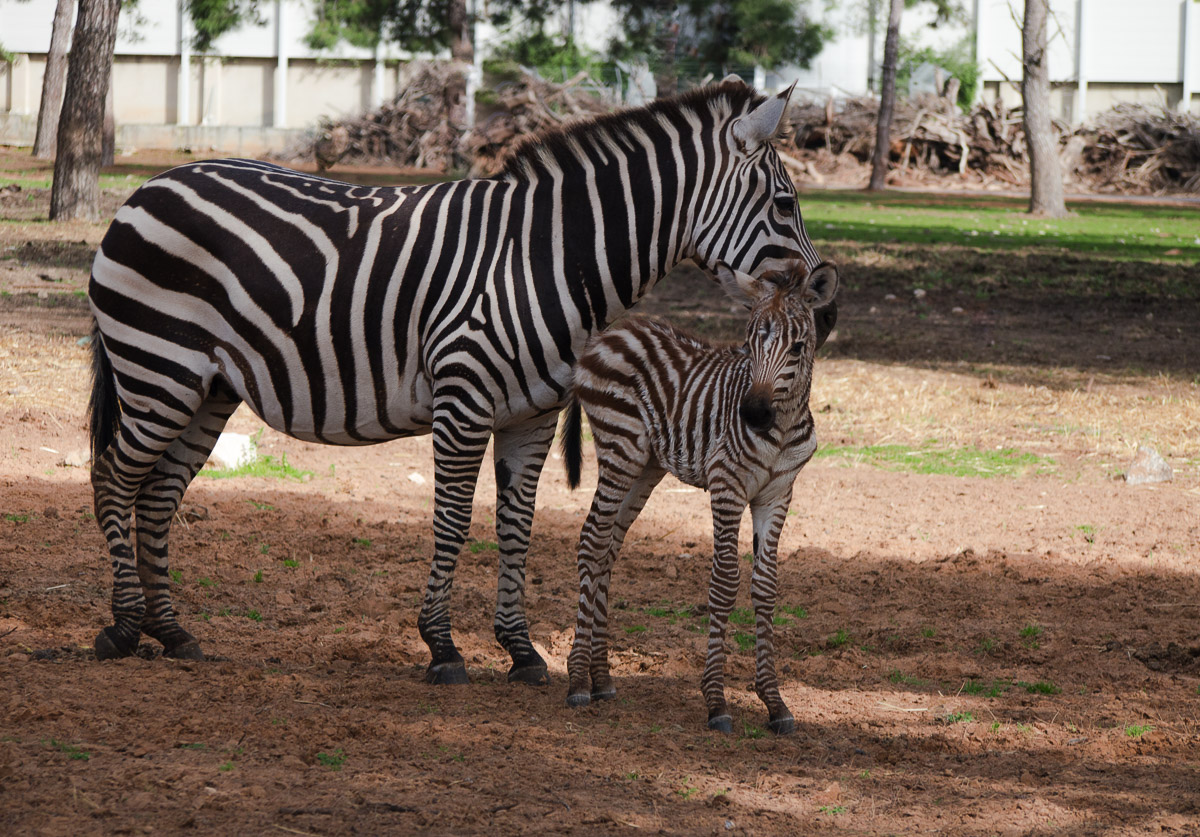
[714,261,768,309]
[731,83,795,150]
[798,262,839,309]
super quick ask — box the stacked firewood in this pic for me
[1073,104,1200,194]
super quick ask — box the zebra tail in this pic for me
[88,322,118,465]
[562,397,583,490]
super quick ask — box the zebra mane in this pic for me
[497,81,766,182]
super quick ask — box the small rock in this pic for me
[868,305,878,314]
[912,288,926,299]
[76,335,93,347]
[43,506,59,519]
[664,562,678,580]
[207,432,256,469]
[1125,445,1172,485]
[951,306,965,314]
[883,293,897,302]
[61,449,90,468]
[407,472,426,485]
[8,652,29,663]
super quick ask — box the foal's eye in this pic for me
[789,341,805,356]
[774,195,796,216]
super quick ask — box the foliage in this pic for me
[483,32,615,84]
[187,0,266,53]
[896,35,979,109]
[608,0,832,81]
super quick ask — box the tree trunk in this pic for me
[102,74,115,167]
[868,0,904,191]
[50,0,120,222]
[654,18,679,98]
[1021,0,1067,217]
[32,0,75,160]
[443,0,473,130]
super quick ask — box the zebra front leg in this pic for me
[492,416,557,685]
[134,388,241,659]
[418,412,491,685]
[702,491,747,733]
[750,495,794,735]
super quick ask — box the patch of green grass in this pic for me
[945,711,975,724]
[888,669,928,687]
[815,443,1054,478]
[169,568,183,585]
[317,749,346,770]
[676,778,698,800]
[1076,524,1096,544]
[282,558,299,568]
[252,570,263,583]
[961,679,1009,698]
[177,742,207,750]
[818,805,847,815]
[352,537,372,548]
[218,761,235,772]
[4,513,31,523]
[468,540,498,553]
[920,626,937,638]
[46,739,90,760]
[1124,723,1154,738]
[622,771,639,781]
[644,603,693,623]
[780,604,808,620]
[975,638,998,654]
[201,453,312,481]
[729,607,754,626]
[1018,680,1061,695]
[827,629,852,649]
[733,631,755,651]
[741,722,767,740]
[623,624,647,635]
[198,577,216,588]
[246,609,263,623]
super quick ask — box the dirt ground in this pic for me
[2,152,1199,835]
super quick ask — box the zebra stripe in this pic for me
[86,80,825,684]
[563,261,839,733]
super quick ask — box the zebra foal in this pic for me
[561,260,838,734]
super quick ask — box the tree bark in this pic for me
[50,0,120,222]
[654,18,679,98]
[32,0,75,159]
[445,0,472,129]
[1021,0,1067,216]
[102,74,115,167]
[868,0,904,191]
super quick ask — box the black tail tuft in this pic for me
[562,398,583,490]
[88,323,117,466]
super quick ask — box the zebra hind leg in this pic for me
[491,416,557,685]
[133,385,242,659]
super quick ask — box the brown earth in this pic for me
[2,152,1199,836]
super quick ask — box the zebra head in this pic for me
[691,82,822,279]
[715,260,840,434]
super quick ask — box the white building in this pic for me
[1,0,1196,154]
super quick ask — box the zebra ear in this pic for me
[714,261,767,309]
[731,82,795,150]
[721,73,745,86]
[798,262,839,310]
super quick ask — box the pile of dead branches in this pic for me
[462,70,615,176]
[1073,104,1200,194]
[281,61,468,172]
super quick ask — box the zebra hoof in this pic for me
[707,714,734,734]
[590,686,617,702]
[507,663,549,686]
[164,640,205,661]
[566,692,591,708]
[426,660,470,685]
[94,626,137,661]
[768,715,795,736]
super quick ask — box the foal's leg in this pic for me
[701,483,747,733]
[749,490,795,734]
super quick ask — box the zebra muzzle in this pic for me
[739,392,775,433]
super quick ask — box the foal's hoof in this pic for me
[590,685,617,702]
[566,692,591,708]
[768,715,796,736]
[507,663,549,686]
[94,626,137,661]
[426,660,470,685]
[164,640,205,661]
[707,714,734,734]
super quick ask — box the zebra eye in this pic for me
[789,340,805,356]
[774,195,796,216]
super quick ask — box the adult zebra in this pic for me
[87,79,828,685]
